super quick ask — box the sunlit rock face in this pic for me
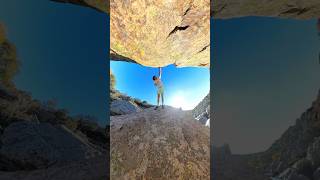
[212,0,320,19]
[110,0,210,67]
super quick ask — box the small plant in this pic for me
[110,70,116,89]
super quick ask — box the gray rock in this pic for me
[196,112,209,125]
[193,93,210,126]
[0,156,108,180]
[0,121,103,169]
[110,99,141,115]
[314,167,320,180]
[307,137,320,167]
[289,174,310,180]
[278,168,310,180]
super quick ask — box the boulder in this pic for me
[314,167,320,180]
[110,99,141,115]
[110,107,210,179]
[53,0,320,20]
[193,93,210,126]
[307,137,320,168]
[0,156,108,180]
[0,122,103,169]
[293,159,313,179]
[110,0,210,68]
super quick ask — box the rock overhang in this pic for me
[52,0,320,68]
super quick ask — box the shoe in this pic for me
[154,106,158,110]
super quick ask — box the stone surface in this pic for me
[307,137,320,168]
[53,0,320,68]
[212,0,320,19]
[0,156,108,180]
[110,0,210,68]
[110,99,141,115]
[0,122,104,169]
[110,107,210,179]
[212,90,320,179]
[54,0,320,20]
[193,93,210,126]
[314,167,320,180]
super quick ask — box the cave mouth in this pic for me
[212,16,320,154]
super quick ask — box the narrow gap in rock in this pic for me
[281,7,309,15]
[183,7,191,16]
[199,63,208,67]
[167,25,190,37]
[197,45,210,54]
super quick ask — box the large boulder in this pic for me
[53,0,210,67]
[110,0,210,68]
[0,122,103,169]
[0,156,108,180]
[53,0,320,20]
[110,107,210,179]
[110,99,141,115]
[52,0,320,68]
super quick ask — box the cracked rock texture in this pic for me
[110,0,210,68]
[110,107,210,179]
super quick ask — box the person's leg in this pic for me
[155,93,160,110]
[161,92,164,108]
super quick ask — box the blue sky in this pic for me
[213,17,320,154]
[111,62,210,110]
[0,0,108,125]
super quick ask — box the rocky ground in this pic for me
[109,75,210,179]
[213,90,320,180]
[0,86,109,180]
[110,88,153,116]
[110,106,210,179]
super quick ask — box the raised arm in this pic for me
[158,67,162,79]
